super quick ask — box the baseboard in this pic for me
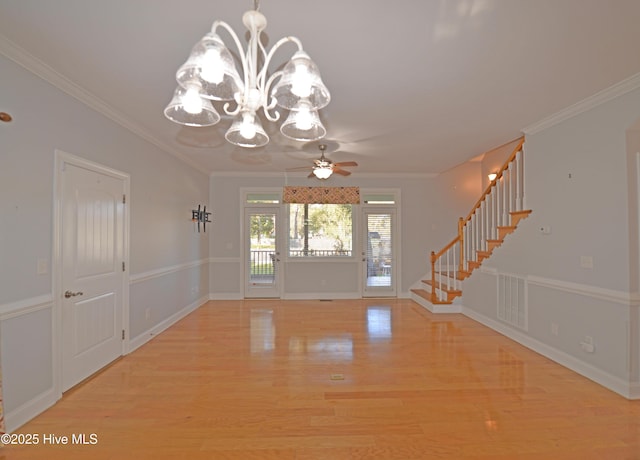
[128,295,208,353]
[462,307,638,400]
[208,293,243,300]
[282,292,362,300]
[5,387,59,433]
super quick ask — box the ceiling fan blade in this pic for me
[307,172,315,178]
[334,161,358,167]
[333,168,351,176]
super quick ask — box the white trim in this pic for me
[209,293,244,300]
[409,293,463,314]
[523,72,640,135]
[527,275,638,307]
[0,35,203,173]
[52,150,131,398]
[462,307,639,399]
[212,171,438,179]
[282,292,362,300]
[0,294,53,321]
[4,387,59,433]
[130,258,210,284]
[128,296,208,353]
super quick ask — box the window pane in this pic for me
[246,193,280,204]
[363,194,395,204]
[289,204,353,257]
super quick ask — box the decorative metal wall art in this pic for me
[192,205,211,232]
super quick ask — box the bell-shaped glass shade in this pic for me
[272,50,330,110]
[280,101,326,141]
[225,112,269,148]
[164,85,220,126]
[313,166,333,179]
[176,33,242,101]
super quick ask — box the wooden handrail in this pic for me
[463,136,525,223]
[427,135,527,303]
[434,235,460,260]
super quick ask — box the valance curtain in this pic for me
[282,186,360,204]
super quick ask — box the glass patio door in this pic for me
[363,209,396,297]
[245,207,281,298]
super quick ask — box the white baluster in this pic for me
[472,213,476,261]
[514,150,521,211]
[502,170,509,225]
[491,183,497,240]
[523,147,527,210]
[484,198,489,251]
[463,224,468,271]
[453,243,458,291]
[437,257,442,302]
[509,161,514,216]
[447,248,452,289]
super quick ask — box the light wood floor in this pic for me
[4,299,640,459]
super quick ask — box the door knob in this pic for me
[64,290,84,298]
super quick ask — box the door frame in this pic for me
[360,189,401,297]
[52,150,130,396]
[362,207,398,297]
[243,206,282,298]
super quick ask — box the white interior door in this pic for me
[363,209,397,297]
[245,207,280,298]
[61,160,126,391]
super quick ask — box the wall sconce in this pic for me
[0,112,12,123]
[488,172,498,181]
[191,205,211,232]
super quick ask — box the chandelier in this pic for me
[164,2,330,148]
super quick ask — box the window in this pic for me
[288,203,353,257]
[246,192,280,204]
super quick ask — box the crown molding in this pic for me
[209,170,438,179]
[523,72,640,135]
[0,34,205,172]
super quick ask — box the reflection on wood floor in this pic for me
[6,299,640,459]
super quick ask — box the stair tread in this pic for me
[422,280,462,294]
[410,289,453,305]
[510,209,532,216]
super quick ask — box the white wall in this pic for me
[462,85,640,398]
[0,53,210,430]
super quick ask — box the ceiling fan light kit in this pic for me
[286,143,357,180]
[164,2,330,148]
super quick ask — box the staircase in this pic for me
[411,137,531,312]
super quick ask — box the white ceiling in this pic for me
[2,0,640,175]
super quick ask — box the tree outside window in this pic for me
[288,204,352,257]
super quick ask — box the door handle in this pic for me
[64,290,84,298]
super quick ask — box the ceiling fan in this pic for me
[287,144,358,179]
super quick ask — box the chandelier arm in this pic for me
[222,101,241,117]
[260,69,284,121]
[259,36,303,86]
[211,20,252,93]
